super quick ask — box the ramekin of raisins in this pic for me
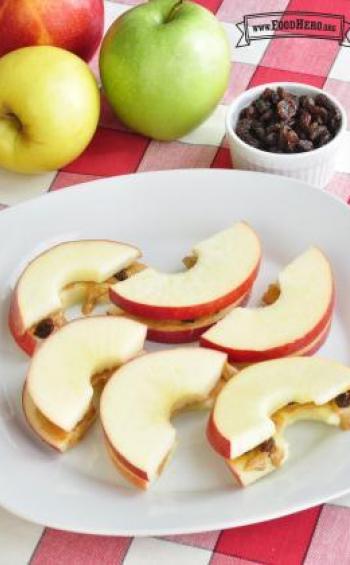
[225,82,346,188]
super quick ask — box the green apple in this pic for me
[100,0,230,140]
[0,46,100,174]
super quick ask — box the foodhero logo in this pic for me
[236,11,350,47]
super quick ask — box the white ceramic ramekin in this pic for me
[225,82,347,188]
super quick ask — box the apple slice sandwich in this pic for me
[23,316,147,451]
[109,222,261,343]
[100,348,229,489]
[9,239,144,355]
[201,247,334,363]
[207,357,350,487]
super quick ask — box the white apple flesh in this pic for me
[110,222,261,320]
[201,247,334,362]
[208,357,350,485]
[9,240,141,355]
[23,316,147,451]
[100,348,227,488]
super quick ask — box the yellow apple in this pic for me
[0,46,100,174]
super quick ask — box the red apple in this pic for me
[145,292,250,344]
[201,247,334,363]
[24,316,147,451]
[0,0,104,61]
[9,240,141,356]
[110,223,261,321]
[207,357,350,486]
[100,348,227,488]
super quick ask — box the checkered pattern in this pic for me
[2,0,350,563]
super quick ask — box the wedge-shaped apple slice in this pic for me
[9,240,142,355]
[23,316,147,452]
[208,357,350,486]
[109,292,250,344]
[100,348,227,489]
[201,247,334,363]
[110,223,261,321]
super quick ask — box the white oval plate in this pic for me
[1,169,350,536]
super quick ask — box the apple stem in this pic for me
[152,0,183,23]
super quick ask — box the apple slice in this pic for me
[201,247,334,363]
[109,291,250,344]
[9,239,141,355]
[110,222,261,320]
[100,348,227,489]
[23,316,147,452]
[207,357,350,486]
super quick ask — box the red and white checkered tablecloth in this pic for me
[2,0,350,563]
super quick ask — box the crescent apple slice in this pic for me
[23,316,147,452]
[109,222,261,321]
[9,240,142,355]
[208,357,350,486]
[201,247,334,363]
[100,348,228,489]
[109,291,250,344]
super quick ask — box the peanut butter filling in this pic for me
[28,262,145,341]
[228,394,350,485]
[24,366,121,451]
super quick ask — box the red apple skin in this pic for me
[8,239,142,356]
[110,261,260,321]
[207,321,332,467]
[8,289,37,356]
[200,290,334,363]
[146,292,250,344]
[0,0,104,61]
[207,411,231,458]
[147,324,212,344]
[226,461,245,487]
[300,318,331,357]
[103,430,149,485]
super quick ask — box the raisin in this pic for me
[255,98,271,115]
[314,106,328,123]
[315,93,336,113]
[308,121,320,141]
[239,105,256,120]
[260,109,275,123]
[34,318,55,339]
[277,86,287,99]
[299,110,312,131]
[251,121,266,141]
[278,125,298,151]
[286,130,299,151]
[298,139,314,151]
[335,392,350,408]
[277,98,298,121]
[309,124,329,142]
[317,131,332,147]
[328,116,341,134]
[266,123,281,134]
[235,88,338,153]
[300,95,315,111]
[265,132,277,147]
[259,438,275,453]
[114,269,128,281]
[236,118,252,136]
[261,87,274,100]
